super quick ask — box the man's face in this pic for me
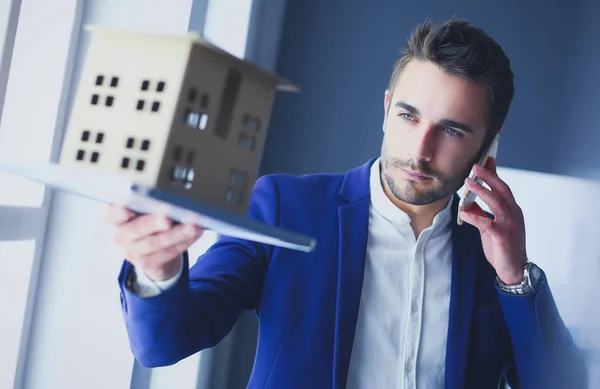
[381,60,490,206]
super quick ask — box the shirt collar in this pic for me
[369,158,453,233]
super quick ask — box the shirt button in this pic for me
[411,304,418,313]
[406,364,413,372]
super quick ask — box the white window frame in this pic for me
[0,0,263,388]
[0,0,84,387]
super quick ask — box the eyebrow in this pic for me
[394,101,421,116]
[394,100,474,134]
[438,119,474,134]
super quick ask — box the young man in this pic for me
[107,19,587,388]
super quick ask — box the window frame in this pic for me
[0,0,86,387]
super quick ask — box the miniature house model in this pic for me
[59,26,298,215]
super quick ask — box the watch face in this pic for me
[526,263,544,290]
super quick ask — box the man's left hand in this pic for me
[459,157,527,285]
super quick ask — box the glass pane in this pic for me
[0,239,36,389]
[204,0,253,58]
[0,170,46,207]
[0,0,79,206]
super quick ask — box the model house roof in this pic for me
[83,25,300,93]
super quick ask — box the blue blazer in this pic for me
[118,159,587,388]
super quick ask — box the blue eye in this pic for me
[399,113,416,121]
[444,127,463,138]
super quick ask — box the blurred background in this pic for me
[0,0,599,388]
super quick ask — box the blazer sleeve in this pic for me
[497,274,588,389]
[117,175,279,368]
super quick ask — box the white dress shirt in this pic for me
[132,256,183,297]
[346,158,453,389]
[132,158,454,388]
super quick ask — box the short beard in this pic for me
[381,146,476,206]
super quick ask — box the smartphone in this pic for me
[457,133,500,225]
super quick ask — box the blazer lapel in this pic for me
[445,196,480,389]
[332,160,373,389]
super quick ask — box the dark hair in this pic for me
[388,18,514,139]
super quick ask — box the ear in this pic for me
[384,89,391,113]
[383,89,391,132]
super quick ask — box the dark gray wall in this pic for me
[555,0,600,180]
[261,0,599,180]
[225,1,600,388]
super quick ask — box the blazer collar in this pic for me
[338,158,376,203]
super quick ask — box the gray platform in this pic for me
[0,160,316,252]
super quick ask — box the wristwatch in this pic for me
[496,262,545,295]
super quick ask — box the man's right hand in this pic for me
[105,205,205,281]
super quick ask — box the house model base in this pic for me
[0,160,316,252]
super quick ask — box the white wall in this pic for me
[484,167,600,386]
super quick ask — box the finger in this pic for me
[116,214,172,245]
[129,223,203,258]
[473,163,513,200]
[487,156,497,173]
[136,235,200,269]
[468,201,493,220]
[465,177,505,216]
[105,205,135,226]
[459,208,495,233]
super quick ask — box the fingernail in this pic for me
[467,177,476,185]
[183,224,196,236]
[475,165,484,172]
[156,217,170,230]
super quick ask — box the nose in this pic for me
[411,124,436,162]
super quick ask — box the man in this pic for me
[107,19,587,388]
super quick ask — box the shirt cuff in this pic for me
[130,255,184,298]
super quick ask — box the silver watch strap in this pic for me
[496,262,543,295]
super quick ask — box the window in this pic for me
[0,1,258,388]
[203,0,253,59]
[0,0,84,388]
[136,159,145,171]
[0,240,36,389]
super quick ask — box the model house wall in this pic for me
[59,26,297,215]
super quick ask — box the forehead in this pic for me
[392,60,489,133]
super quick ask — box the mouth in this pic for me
[401,169,432,181]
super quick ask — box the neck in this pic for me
[381,175,451,238]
